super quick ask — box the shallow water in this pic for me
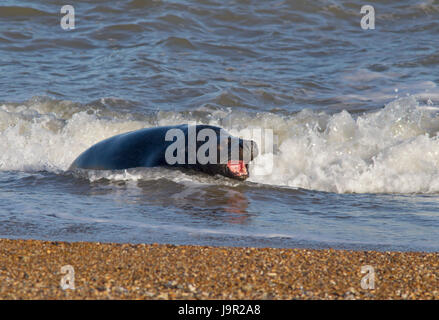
[1,0,439,251]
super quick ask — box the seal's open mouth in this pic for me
[227,160,248,177]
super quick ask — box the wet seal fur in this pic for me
[70,124,258,180]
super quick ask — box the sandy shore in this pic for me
[0,238,438,299]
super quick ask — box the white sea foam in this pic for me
[248,96,439,193]
[2,96,439,193]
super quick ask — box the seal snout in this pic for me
[223,138,258,180]
[242,139,258,162]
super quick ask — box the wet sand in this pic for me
[0,238,438,299]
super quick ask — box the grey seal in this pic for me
[70,124,258,180]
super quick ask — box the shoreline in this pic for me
[0,238,438,299]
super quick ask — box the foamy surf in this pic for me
[249,96,439,193]
[1,96,439,194]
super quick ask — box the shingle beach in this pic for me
[0,238,438,299]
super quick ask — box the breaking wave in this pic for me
[2,95,439,193]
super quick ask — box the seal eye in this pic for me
[227,160,248,177]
